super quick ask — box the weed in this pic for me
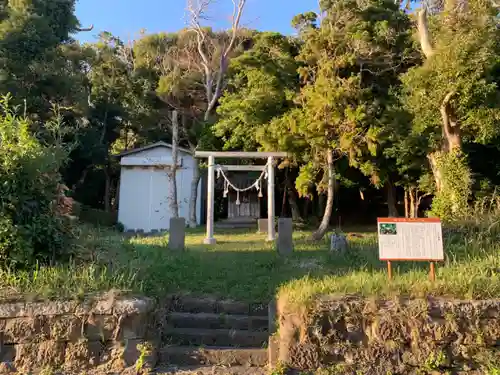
[423,350,447,371]
[135,342,152,373]
[268,362,289,375]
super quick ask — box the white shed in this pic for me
[117,142,202,232]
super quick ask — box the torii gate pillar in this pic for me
[203,155,216,245]
[267,156,276,242]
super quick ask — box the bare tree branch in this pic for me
[417,8,434,58]
[76,24,94,32]
[186,0,247,120]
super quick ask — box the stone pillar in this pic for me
[277,218,293,256]
[258,218,268,233]
[168,217,186,251]
[204,155,216,245]
[267,157,276,241]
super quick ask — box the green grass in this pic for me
[280,228,500,306]
[0,223,498,303]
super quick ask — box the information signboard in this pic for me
[377,217,444,280]
[377,218,444,261]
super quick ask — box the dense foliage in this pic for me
[0,97,72,267]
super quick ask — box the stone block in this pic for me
[75,297,115,315]
[258,219,268,233]
[64,340,107,371]
[277,218,293,256]
[26,301,78,316]
[117,314,149,340]
[330,233,348,252]
[84,315,117,341]
[0,304,25,319]
[49,315,83,341]
[168,217,186,251]
[0,302,77,319]
[2,317,49,344]
[15,341,66,371]
[114,297,155,316]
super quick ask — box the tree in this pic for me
[402,0,500,219]
[214,31,303,220]
[215,32,300,151]
[185,0,249,227]
[0,0,90,119]
[282,0,414,239]
[68,32,155,211]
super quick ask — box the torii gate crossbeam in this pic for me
[195,151,288,244]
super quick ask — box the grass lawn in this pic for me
[0,224,498,303]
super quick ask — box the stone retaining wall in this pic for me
[0,296,157,374]
[276,296,500,374]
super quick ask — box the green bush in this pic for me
[0,96,72,268]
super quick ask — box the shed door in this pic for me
[118,168,151,231]
[149,169,171,231]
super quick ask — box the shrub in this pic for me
[0,96,72,268]
[78,206,117,227]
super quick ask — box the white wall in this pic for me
[118,146,202,232]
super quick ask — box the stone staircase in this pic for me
[157,297,271,372]
[215,217,257,230]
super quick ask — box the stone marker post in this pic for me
[330,232,348,252]
[168,217,186,251]
[258,218,268,234]
[277,218,293,256]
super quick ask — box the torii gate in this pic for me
[195,151,288,244]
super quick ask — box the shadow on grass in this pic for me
[115,229,476,302]
[60,226,499,304]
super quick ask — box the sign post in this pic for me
[377,218,444,281]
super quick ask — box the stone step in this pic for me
[158,346,268,367]
[163,328,269,348]
[154,365,267,375]
[215,223,257,229]
[168,312,269,331]
[168,297,268,316]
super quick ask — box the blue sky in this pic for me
[75,0,320,43]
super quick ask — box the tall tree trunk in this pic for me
[409,188,417,218]
[404,188,409,218]
[428,91,462,193]
[311,149,334,241]
[169,110,179,218]
[188,158,201,228]
[286,178,301,222]
[414,190,420,218]
[417,9,434,58]
[427,152,443,193]
[385,180,398,217]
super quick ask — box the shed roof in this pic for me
[116,141,192,158]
